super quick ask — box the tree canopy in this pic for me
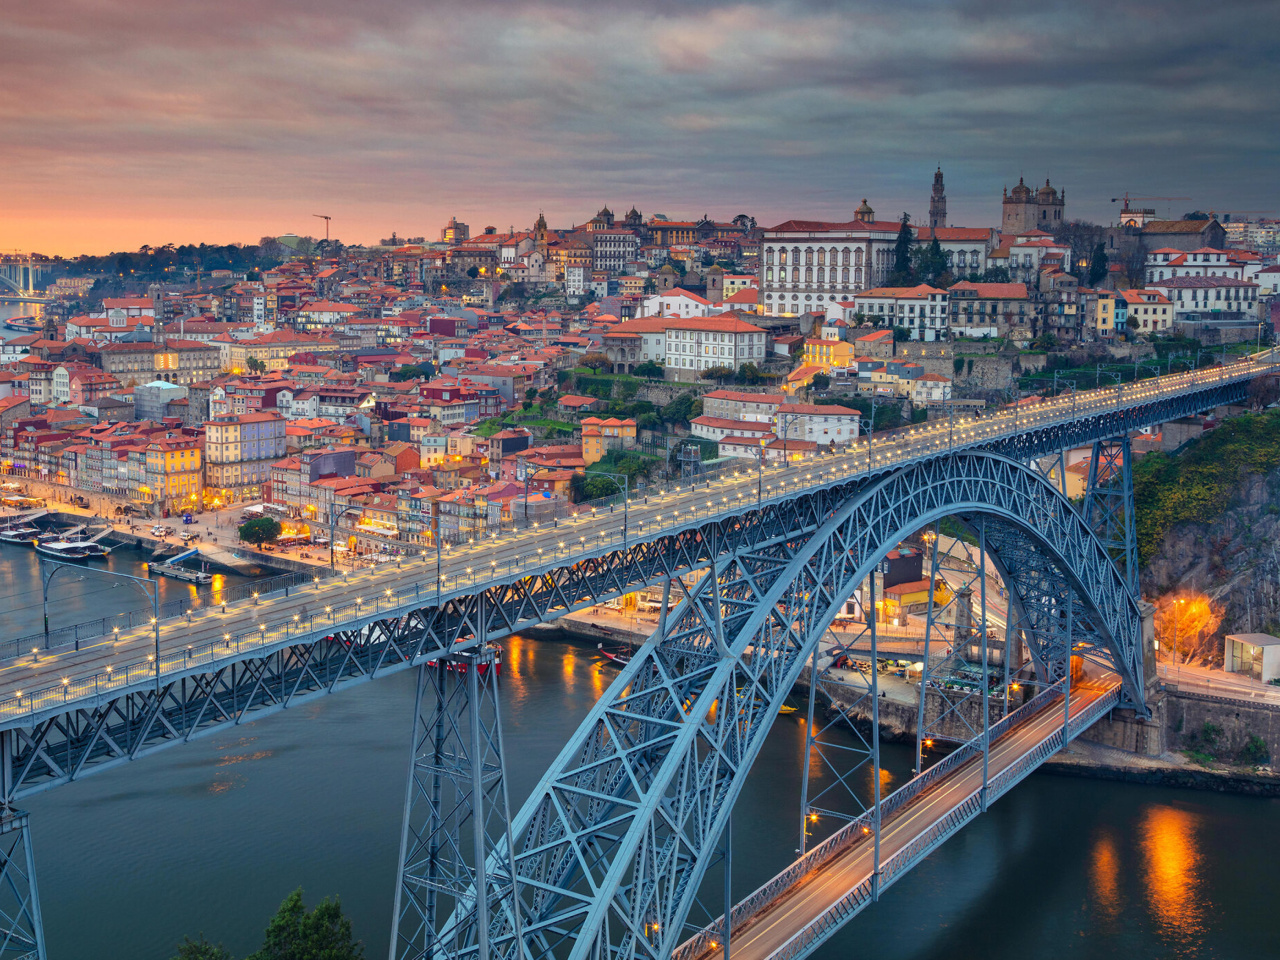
[172,889,363,960]
[580,353,611,373]
[245,889,363,960]
[239,516,282,546]
[888,213,915,286]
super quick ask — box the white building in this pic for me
[638,288,714,318]
[701,390,783,423]
[841,285,949,341]
[909,373,953,405]
[774,404,861,445]
[601,312,768,379]
[758,202,904,316]
[1147,276,1262,321]
[989,233,1072,284]
[591,230,640,272]
[689,416,774,444]
[911,227,998,276]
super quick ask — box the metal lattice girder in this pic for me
[0,809,44,960]
[1082,436,1138,594]
[454,451,1144,960]
[916,530,995,748]
[393,648,521,960]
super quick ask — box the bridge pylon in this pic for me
[391,647,521,960]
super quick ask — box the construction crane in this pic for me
[312,214,332,241]
[1110,193,1191,209]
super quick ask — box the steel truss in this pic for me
[453,452,1142,960]
[393,647,522,960]
[1082,436,1138,593]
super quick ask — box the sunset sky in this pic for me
[5,0,1278,256]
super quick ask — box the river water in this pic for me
[16,623,1277,960]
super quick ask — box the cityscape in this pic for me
[1,3,1279,960]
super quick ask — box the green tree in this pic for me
[1182,211,1211,221]
[810,372,831,391]
[246,357,267,375]
[247,888,364,960]
[636,411,662,430]
[661,394,701,425]
[912,238,948,285]
[892,326,913,342]
[634,360,663,379]
[580,352,611,373]
[981,266,1011,284]
[1087,242,1109,286]
[889,213,915,286]
[735,362,765,385]
[466,266,480,279]
[239,516,282,546]
[699,365,734,381]
[172,935,233,960]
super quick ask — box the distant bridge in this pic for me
[0,353,1274,960]
[0,258,53,302]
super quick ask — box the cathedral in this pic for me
[1002,178,1065,234]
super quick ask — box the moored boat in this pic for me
[0,526,39,544]
[34,540,107,560]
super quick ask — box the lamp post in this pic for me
[41,558,161,691]
[1173,597,1185,677]
[589,471,630,548]
[328,502,362,571]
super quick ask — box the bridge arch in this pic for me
[437,452,1144,960]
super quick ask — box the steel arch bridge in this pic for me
[406,451,1144,960]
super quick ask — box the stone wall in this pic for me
[1165,688,1280,760]
[635,381,710,405]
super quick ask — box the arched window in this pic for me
[817,248,826,266]
[854,268,861,285]
[805,248,814,266]
[843,247,852,265]
[843,267,850,283]
[816,267,825,282]
[765,267,773,282]
[805,267,813,282]
[792,247,801,264]
[830,247,839,264]
[792,267,800,282]
[765,248,775,265]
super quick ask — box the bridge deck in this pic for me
[0,356,1267,725]
[686,678,1119,960]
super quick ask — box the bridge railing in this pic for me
[0,568,342,663]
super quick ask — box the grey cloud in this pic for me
[1,0,1277,251]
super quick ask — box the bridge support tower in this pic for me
[391,647,520,960]
[0,732,45,960]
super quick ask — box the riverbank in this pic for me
[1044,739,1280,796]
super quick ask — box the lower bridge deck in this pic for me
[683,677,1120,960]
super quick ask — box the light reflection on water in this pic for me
[1140,803,1209,953]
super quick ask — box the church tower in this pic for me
[929,168,947,229]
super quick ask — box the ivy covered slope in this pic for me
[1136,410,1280,632]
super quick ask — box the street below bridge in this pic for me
[0,354,1271,724]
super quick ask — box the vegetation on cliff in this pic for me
[1134,410,1280,565]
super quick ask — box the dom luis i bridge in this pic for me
[0,353,1277,960]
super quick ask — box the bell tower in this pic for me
[929,167,947,229]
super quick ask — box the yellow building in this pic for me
[581,427,605,465]
[801,337,856,374]
[1092,294,1117,338]
[143,437,203,512]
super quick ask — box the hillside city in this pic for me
[2,174,1278,560]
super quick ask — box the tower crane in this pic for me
[312,214,332,241]
[1110,193,1191,210]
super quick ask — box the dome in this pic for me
[1010,177,1033,201]
[855,198,875,220]
[1037,179,1058,200]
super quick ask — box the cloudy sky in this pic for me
[4,0,1277,255]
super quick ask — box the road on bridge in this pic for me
[692,676,1116,960]
[0,354,1269,720]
